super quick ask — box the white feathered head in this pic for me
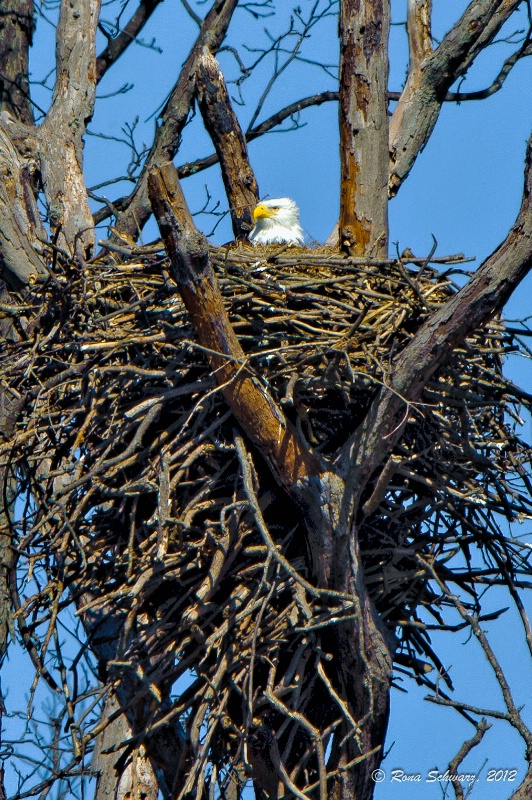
[249,198,304,245]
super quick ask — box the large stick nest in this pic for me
[2,243,532,795]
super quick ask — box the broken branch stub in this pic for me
[196,48,259,240]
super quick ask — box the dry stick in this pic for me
[243,558,278,768]
[426,693,514,723]
[96,0,165,81]
[9,558,62,694]
[195,49,259,240]
[419,555,532,749]
[447,720,490,800]
[316,661,362,749]
[264,688,327,800]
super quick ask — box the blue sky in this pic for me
[4,1,532,798]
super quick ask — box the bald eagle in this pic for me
[249,198,304,245]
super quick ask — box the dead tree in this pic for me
[1,2,532,800]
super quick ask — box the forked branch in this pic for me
[389,0,522,196]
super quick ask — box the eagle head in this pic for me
[249,198,304,245]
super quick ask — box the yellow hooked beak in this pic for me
[252,203,277,222]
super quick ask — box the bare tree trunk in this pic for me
[36,0,100,254]
[93,696,159,800]
[339,0,390,256]
[0,126,47,287]
[511,765,532,800]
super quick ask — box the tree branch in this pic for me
[421,555,532,747]
[178,90,340,179]
[389,0,522,196]
[388,0,432,167]
[195,48,259,239]
[447,720,490,800]
[96,0,165,82]
[180,0,202,26]
[341,130,532,509]
[448,33,532,101]
[338,0,390,256]
[112,0,239,242]
[147,162,320,491]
